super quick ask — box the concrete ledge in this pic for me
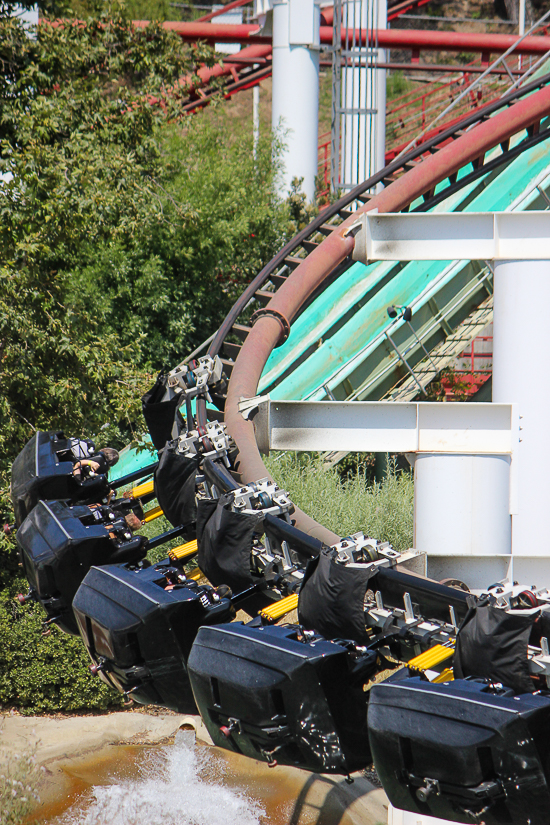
[0,711,209,766]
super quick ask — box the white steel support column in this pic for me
[492,259,550,556]
[338,0,387,191]
[376,0,387,183]
[341,0,369,188]
[414,453,511,588]
[272,0,320,201]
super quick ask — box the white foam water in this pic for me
[56,730,265,825]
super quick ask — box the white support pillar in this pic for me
[376,0,387,183]
[341,0,369,188]
[272,0,320,201]
[414,453,512,589]
[492,259,550,557]
[339,0,386,191]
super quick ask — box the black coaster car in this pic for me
[11,431,110,526]
[72,561,234,713]
[187,622,378,774]
[368,676,550,825]
[16,500,147,634]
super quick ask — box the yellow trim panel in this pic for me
[128,479,155,499]
[259,593,299,622]
[168,540,199,562]
[408,642,454,673]
[143,505,164,523]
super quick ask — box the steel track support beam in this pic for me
[345,209,550,563]
[351,211,550,264]
[244,398,517,456]
[242,396,517,585]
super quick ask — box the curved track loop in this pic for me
[197,74,550,543]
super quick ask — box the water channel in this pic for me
[31,729,387,825]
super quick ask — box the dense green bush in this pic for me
[0,574,121,714]
[266,452,414,551]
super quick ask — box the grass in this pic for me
[265,452,414,552]
[0,735,43,825]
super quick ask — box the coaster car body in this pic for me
[368,676,550,825]
[188,622,378,774]
[11,431,110,526]
[73,560,234,712]
[16,500,146,634]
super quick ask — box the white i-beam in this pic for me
[351,210,550,581]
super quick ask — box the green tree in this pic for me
[0,13,287,465]
[0,13,214,713]
[0,14,215,483]
[64,116,288,367]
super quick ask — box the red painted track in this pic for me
[183,43,271,96]
[140,18,550,124]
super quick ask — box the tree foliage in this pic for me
[0,12,211,711]
[0,0,305,712]
[0,14,214,483]
[0,14,287,490]
[64,118,288,368]
[0,584,121,713]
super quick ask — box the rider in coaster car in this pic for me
[123,511,143,532]
[72,447,119,481]
[87,502,143,534]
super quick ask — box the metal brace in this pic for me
[175,421,234,468]
[167,355,224,403]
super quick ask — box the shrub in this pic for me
[0,574,122,715]
[266,452,414,551]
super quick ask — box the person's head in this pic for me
[124,513,142,532]
[99,447,119,468]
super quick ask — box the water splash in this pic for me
[56,730,265,825]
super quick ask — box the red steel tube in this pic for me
[320,6,334,25]
[387,0,433,21]
[186,44,271,92]
[53,19,550,57]
[224,83,550,538]
[319,26,550,55]
[136,20,550,56]
[133,20,265,43]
